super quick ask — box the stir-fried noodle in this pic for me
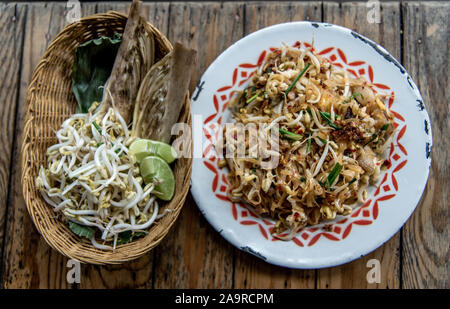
[224,43,395,239]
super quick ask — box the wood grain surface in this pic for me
[0,1,447,289]
[0,3,26,279]
[401,1,449,289]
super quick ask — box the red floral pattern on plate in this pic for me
[201,42,407,247]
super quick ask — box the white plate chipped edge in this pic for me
[190,22,433,269]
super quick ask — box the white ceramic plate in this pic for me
[190,22,432,269]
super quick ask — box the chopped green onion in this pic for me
[306,133,312,153]
[320,111,332,118]
[326,163,343,188]
[92,121,102,133]
[319,111,341,130]
[285,63,311,95]
[300,177,306,182]
[342,92,363,104]
[320,111,340,121]
[381,123,390,131]
[279,128,303,141]
[351,92,363,99]
[348,178,357,186]
[364,133,378,146]
[317,136,327,145]
[240,88,248,101]
[246,93,258,104]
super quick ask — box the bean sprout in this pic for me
[35,106,168,250]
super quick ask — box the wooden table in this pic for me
[0,1,448,289]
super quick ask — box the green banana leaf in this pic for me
[72,33,122,113]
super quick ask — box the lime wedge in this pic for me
[140,156,175,201]
[129,139,177,164]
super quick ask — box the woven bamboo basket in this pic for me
[21,11,192,264]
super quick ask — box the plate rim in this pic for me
[190,21,433,269]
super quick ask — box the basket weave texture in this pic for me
[21,11,192,264]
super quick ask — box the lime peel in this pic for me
[140,156,175,201]
[129,138,177,164]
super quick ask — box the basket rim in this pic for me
[20,11,192,265]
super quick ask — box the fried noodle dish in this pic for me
[224,43,395,239]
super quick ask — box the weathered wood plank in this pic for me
[78,1,170,289]
[96,1,130,15]
[401,1,449,289]
[245,1,321,31]
[232,1,321,289]
[151,2,245,288]
[2,2,96,289]
[3,1,447,290]
[316,1,402,289]
[0,3,26,287]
